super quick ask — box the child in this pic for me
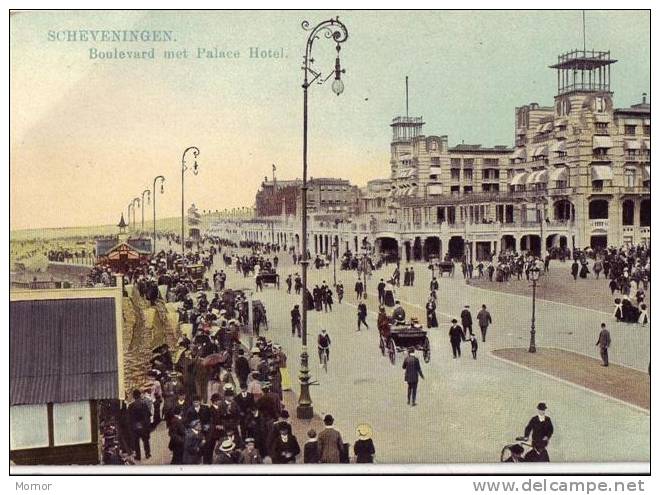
[470,335,478,360]
[303,429,319,463]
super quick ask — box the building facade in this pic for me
[214,48,650,263]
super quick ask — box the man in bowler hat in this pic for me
[402,347,424,406]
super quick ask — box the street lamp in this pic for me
[141,189,151,233]
[152,175,165,254]
[181,146,200,256]
[528,265,541,353]
[332,239,338,287]
[297,17,348,420]
[131,197,141,231]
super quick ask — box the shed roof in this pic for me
[10,297,119,405]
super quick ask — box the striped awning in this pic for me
[593,136,614,149]
[591,165,613,181]
[549,167,568,182]
[532,169,549,183]
[510,172,528,186]
[624,140,642,150]
[541,122,554,132]
[526,171,539,184]
[533,145,549,158]
[428,184,443,195]
[429,166,442,176]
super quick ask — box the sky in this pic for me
[10,10,650,230]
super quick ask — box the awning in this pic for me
[536,124,544,132]
[593,136,613,149]
[541,122,554,132]
[408,187,418,197]
[549,167,568,182]
[594,114,611,123]
[512,148,527,161]
[532,169,549,184]
[533,145,548,158]
[591,165,613,181]
[642,139,650,150]
[429,166,442,176]
[554,118,568,128]
[642,166,650,181]
[624,140,642,150]
[397,168,413,179]
[550,140,566,153]
[526,171,539,184]
[399,154,412,160]
[510,172,528,186]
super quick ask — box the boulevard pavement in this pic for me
[163,241,650,464]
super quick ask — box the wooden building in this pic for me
[9,285,124,465]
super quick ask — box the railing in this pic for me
[590,219,609,229]
[640,227,650,235]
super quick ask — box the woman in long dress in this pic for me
[383,282,396,307]
[426,298,438,328]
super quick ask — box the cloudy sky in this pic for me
[10,10,649,230]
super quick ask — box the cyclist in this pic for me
[317,329,331,364]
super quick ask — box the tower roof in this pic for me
[117,213,128,229]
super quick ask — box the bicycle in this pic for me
[500,437,533,462]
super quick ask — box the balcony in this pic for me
[589,219,609,230]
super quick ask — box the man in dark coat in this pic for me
[460,304,473,336]
[182,420,205,464]
[524,439,550,462]
[402,348,424,406]
[234,386,256,436]
[234,349,251,388]
[127,389,152,460]
[291,304,302,338]
[357,301,369,330]
[522,402,554,444]
[595,323,612,367]
[476,304,493,342]
[355,279,364,300]
[377,279,386,304]
[571,260,579,280]
[449,318,465,358]
[270,425,301,463]
[184,396,211,427]
[167,407,186,464]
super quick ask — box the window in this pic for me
[450,158,461,167]
[625,125,636,136]
[643,125,650,136]
[464,169,473,182]
[53,402,91,446]
[595,122,609,135]
[450,186,460,195]
[431,157,441,166]
[591,180,604,192]
[451,169,460,181]
[463,186,473,194]
[10,404,49,450]
[593,96,606,112]
[624,169,636,188]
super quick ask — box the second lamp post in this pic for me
[180,147,200,256]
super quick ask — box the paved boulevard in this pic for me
[179,243,650,464]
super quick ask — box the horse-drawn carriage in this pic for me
[379,320,431,365]
[257,269,280,289]
[185,264,207,291]
[436,261,455,277]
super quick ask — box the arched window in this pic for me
[588,199,609,220]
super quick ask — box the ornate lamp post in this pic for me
[528,265,541,353]
[130,197,141,231]
[297,17,348,420]
[141,189,151,233]
[180,147,200,256]
[152,175,165,254]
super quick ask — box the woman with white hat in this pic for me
[353,423,375,463]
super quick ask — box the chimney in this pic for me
[642,92,647,104]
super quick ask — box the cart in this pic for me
[185,264,206,291]
[258,269,280,289]
[437,261,455,277]
[381,323,431,365]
